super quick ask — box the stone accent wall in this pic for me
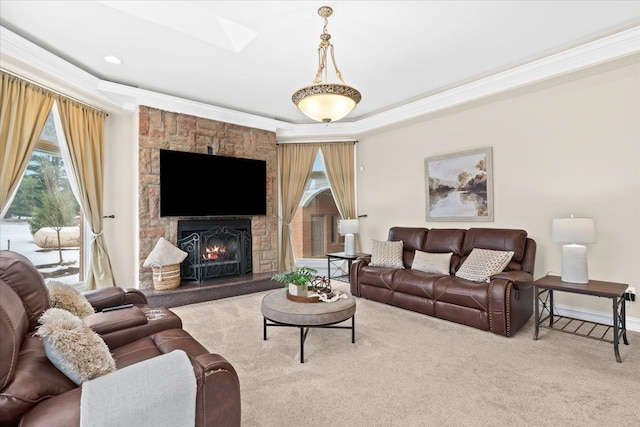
[138,106,278,288]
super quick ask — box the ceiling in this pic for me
[1,1,639,130]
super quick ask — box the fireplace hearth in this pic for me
[178,219,252,282]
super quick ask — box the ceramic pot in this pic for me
[288,283,308,297]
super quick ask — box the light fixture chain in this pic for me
[312,12,345,85]
[313,46,327,84]
[328,44,346,85]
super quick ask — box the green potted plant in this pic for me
[271,266,318,297]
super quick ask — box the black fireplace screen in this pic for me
[178,219,252,282]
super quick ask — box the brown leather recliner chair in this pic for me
[0,250,240,427]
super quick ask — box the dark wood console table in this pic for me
[533,275,628,363]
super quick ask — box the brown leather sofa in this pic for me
[350,227,536,337]
[0,250,240,427]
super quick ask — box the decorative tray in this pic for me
[286,292,321,303]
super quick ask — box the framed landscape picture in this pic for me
[424,147,494,222]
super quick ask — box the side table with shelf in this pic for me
[533,274,629,363]
[326,252,370,283]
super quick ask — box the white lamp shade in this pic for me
[339,219,360,235]
[551,218,595,244]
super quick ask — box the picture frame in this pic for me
[424,147,494,222]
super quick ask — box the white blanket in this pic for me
[80,350,196,427]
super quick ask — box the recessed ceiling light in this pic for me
[104,55,122,64]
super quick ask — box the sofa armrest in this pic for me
[195,353,236,373]
[490,270,533,288]
[194,354,241,427]
[88,308,182,350]
[83,287,148,311]
[488,272,534,336]
[121,289,149,305]
[350,257,370,296]
[83,307,148,335]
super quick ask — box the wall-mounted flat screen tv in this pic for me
[159,149,267,217]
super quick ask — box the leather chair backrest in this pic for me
[388,227,428,268]
[461,228,527,262]
[0,250,50,331]
[423,229,466,274]
[0,280,29,390]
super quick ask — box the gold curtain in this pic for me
[277,143,319,271]
[0,71,54,214]
[320,142,356,220]
[55,97,115,289]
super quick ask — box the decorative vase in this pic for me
[288,283,308,297]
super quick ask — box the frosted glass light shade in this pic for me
[293,86,359,123]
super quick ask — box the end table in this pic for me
[533,275,629,362]
[326,252,370,283]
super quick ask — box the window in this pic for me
[310,215,325,256]
[290,151,344,260]
[0,112,86,288]
[330,215,340,244]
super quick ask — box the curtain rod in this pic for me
[1,67,107,114]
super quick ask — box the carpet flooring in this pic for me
[171,282,640,427]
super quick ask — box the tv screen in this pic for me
[159,149,267,217]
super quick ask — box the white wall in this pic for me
[103,110,138,288]
[355,57,640,323]
[97,56,639,328]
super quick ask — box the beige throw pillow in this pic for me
[36,308,116,385]
[455,248,514,283]
[47,281,95,318]
[370,240,404,269]
[412,251,452,275]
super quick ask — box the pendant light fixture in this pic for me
[292,6,362,123]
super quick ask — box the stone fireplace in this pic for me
[178,219,252,282]
[138,106,278,289]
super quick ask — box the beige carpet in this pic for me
[172,282,640,427]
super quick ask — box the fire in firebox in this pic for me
[203,245,227,261]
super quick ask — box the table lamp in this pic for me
[339,219,360,256]
[551,216,595,284]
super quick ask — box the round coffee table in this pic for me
[261,289,356,363]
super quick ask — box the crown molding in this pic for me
[2,24,638,136]
[96,80,290,132]
[278,25,640,140]
[0,26,124,113]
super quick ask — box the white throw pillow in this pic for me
[412,251,452,275]
[455,248,514,283]
[369,240,404,269]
